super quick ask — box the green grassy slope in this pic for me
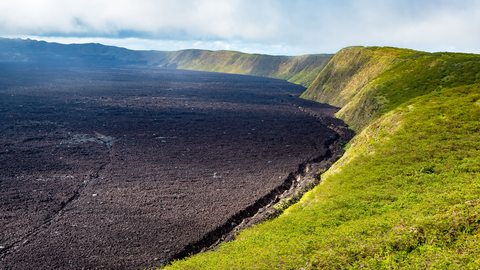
[302,46,480,131]
[64,45,332,87]
[159,49,332,87]
[300,46,413,107]
[0,38,331,87]
[163,48,480,269]
[72,47,332,87]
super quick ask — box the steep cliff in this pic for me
[301,46,480,131]
[161,49,332,87]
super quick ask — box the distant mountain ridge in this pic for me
[161,49,332,86]
[0,38,332,87]
[0,37,152,66]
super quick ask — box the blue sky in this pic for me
[1,0,480,55]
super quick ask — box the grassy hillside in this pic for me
[163,48,480,269]
[159,49,332,87]
[302,46,480,131]
[0,38,331,87]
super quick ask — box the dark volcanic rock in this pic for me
[0,64,350,269]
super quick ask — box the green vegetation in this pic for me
[302,46,480,131]
[163,47,480,269]
[159,49,332,87]
[301,46,412,108]
[100,47,333,87]
[0,38,331,87]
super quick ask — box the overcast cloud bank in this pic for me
[1,0,480,55]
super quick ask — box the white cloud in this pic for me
[0,0,285,40]
[1,0,480,55]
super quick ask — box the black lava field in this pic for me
[0,64,350,269]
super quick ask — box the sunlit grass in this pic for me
[160,47,480,269]
[302,47,480,132]
[166,50,332,87]
[163,80,480,268]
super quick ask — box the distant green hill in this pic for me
[0,38,332,87]
[158,49,332,87]
[165,47,480,269]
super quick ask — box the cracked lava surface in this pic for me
[0,64,344,269]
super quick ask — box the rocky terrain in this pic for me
[0,64,350,269]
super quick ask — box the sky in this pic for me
[1,0,480,56]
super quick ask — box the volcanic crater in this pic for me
[0,64,353,269]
